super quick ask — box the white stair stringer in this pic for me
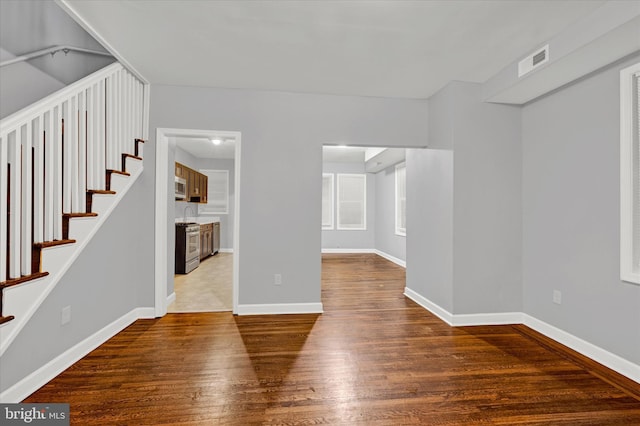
[0,158,143,356]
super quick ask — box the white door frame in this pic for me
[155,128,241,316]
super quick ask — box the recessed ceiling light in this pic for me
[211,138,222,146]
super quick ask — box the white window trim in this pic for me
[199,169,229,215]
[620,62,640,285]
[395,162,406,237]
[322,173,334,230]
[337,173,367,231]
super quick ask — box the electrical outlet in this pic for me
[61,306,71,325]
[274,274,282,286]
[553,290,562,305]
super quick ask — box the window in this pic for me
[620,62,640,285]
[322,173,334,230]
[337,174,366,230]
[395,162,406,236]
[199,169,229,215]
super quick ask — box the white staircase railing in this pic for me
[0,61,147,295]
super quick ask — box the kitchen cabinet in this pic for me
[212,222,220,255]
[199,221,220,259]
[199,173,209,203]
[200,223,213,260]
[175,162,186,179]
[175,162,208,203]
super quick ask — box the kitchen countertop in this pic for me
[175,217,220,225]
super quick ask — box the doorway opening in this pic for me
[154,128,241,316]
[320,144,407,309]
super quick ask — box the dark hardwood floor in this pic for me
[25,254,640,425]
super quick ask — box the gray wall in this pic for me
[406,85,455,311]
[406,147,454,312]
[406,81,522,315]
[321,162,375,250]
[374,163,406,261]
[451,82,522,315]
[522,53,640,364]
[0,169,154,392]
[0,0,114,118]
[174,147,235,250]
[150,85,428,306]
[0,46,66,119]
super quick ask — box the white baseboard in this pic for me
[137,307,156,319]
[452,312,524,326]
[0,307,155,403]
[320,248,406,268]
[219,248,234,253]
[166,292,176,306]
[404,287,453,325]
[404,287,640,384]
[237,303,324,316]
[321,248,376,254]
[374,250,406,268]
[523,314,640,384]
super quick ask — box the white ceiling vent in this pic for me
[518,44,549,78]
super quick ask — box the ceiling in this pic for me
[174,136,236,159]
[62,0,605,99]
[323,146,406,172]
[323,146,366,163]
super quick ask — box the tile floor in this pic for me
[168,252,233,312]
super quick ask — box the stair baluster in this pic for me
[0,63,146,329]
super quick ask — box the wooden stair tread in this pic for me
[0,315,15,325]
[63,213,98,218]
[87,190,116,195]
[1,272,49,288]
[34,239,76,249]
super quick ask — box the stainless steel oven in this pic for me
[175,223,200,274]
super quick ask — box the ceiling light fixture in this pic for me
[211,138,222,146]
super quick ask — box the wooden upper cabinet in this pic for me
[188,169,198,197]
[175,162,208,203]
[201,174,208,203]
[175,162,185,179]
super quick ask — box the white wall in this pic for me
[522,53,640,365]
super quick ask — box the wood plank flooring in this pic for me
[25,254,640,425]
